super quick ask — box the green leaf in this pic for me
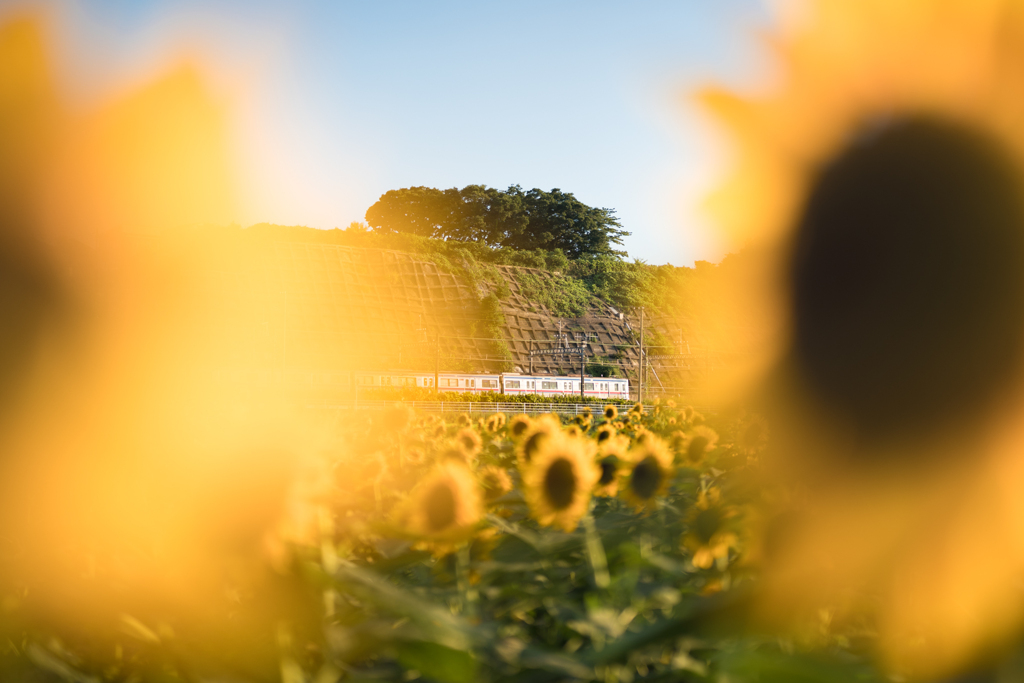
[396,640,477,683]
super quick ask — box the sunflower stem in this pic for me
[455,543,477,616]
[583,511,610,589]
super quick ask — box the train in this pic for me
[360,371,630,400]
[219,368,631,400]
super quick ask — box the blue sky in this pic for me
[19,0,776,266]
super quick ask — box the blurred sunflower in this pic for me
[454,427,482,460]
[572,414,591,430]
[603,404,618,421]
[456,413,472,428]
[485,413,506,433]
[516,414,560,468]
[521,433,598,532]
[620,434,674,512]
[682,488,738,570]
[674,426,719,467]
[703,0,1024,677]
[382,405,415,435]
[736,414,769,456]
[594,436,629,497]
[508,414,532,440]
[478,465,513,503]
[402,461,483,545]
[595,423,616,445]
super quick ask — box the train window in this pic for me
[542,381,557,390]
[445,379,459,387]
[469,379,475,388]
[424,378,433,387]
[357,376,373,385]
[506,380,520,389]
[482,379,497,388]
[584,383,595,391]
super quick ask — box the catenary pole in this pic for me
[639,307,644,404]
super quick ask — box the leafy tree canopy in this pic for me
[365,185,630,259]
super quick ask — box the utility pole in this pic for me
[580,343,585,400]
[638,307,644,404]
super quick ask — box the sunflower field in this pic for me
[0,400,884,683]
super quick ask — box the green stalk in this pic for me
[583,511,610,589]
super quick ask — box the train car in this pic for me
[436,372,502,394]
[351,370,501,393]
[501,374,630,400]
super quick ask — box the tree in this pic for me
[365,185,629,259]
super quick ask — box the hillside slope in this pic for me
[179,225,732,398]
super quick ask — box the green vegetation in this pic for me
[365,184,629,259]
[513,270,592,318]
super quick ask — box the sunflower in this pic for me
[456,413,472,428]
[507,414,532,440]
[485,413,507,433]
[405,448,426,467]
[478,465,513,502]
[454,427,482,460]
[437,442,470,464]
[564,424,583,438]
[382,405,415,434]
[595,423,616,445]
[667,400,677,409]
[521,433,599,532]
[594,435,629,497]
[703,0,1024,676]
[673,426,719,467]
[603,404,618,421]
[402,461,483,544]
[572,414,591,430]
[628,402,644,417]
[682,488,738,570]
[516,414,560,467]
[736,414,769,455]
[619,434,674,512]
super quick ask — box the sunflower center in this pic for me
[543,457,577,510]
[598,457,617,485]
[424,481,457,532]
[522,431,549,463]
[630,456,663,499]
[686,436,708,463]
[790,117,1024,444]
[692,507,723,544]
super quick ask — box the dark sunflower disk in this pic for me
[788,116,1024,448]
